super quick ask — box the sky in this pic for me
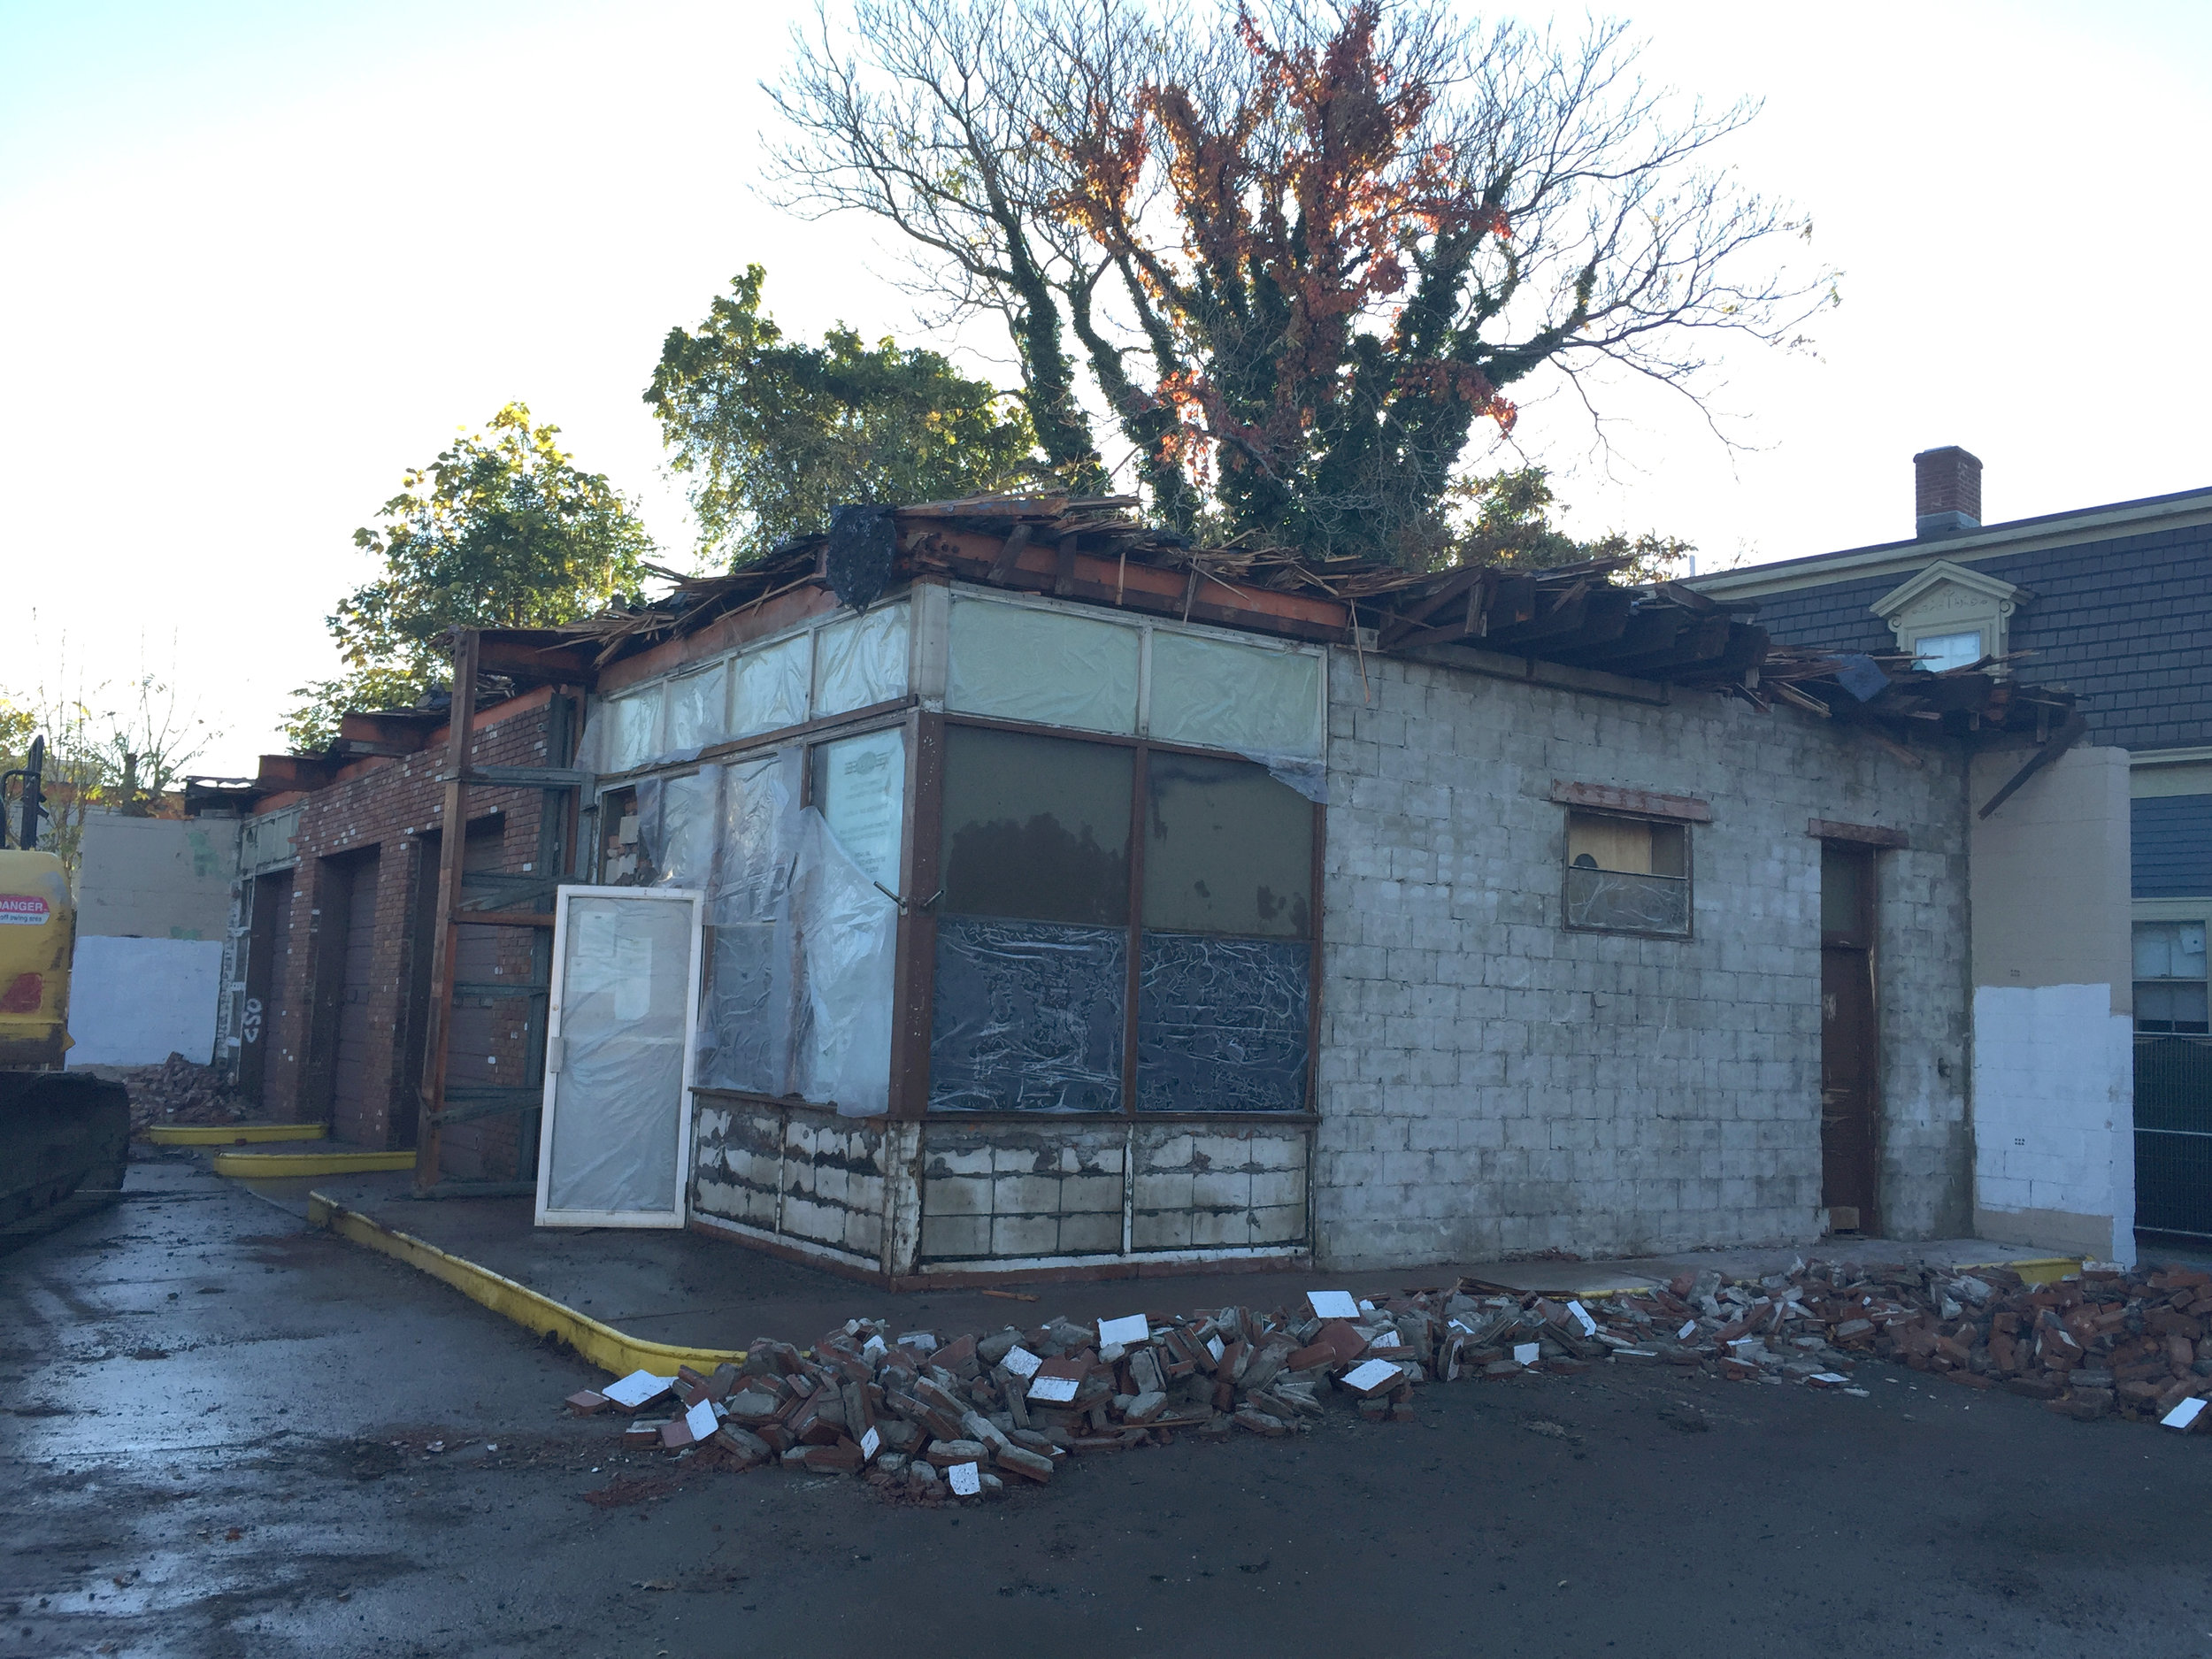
[2,0,2207,775]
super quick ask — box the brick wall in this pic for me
[1742,521,2212,754]
[257,691,564,1159]
[1315,648,1973,1268]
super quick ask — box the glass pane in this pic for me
[2136,979,2210,1033]
[664,662,729,753]
[928,917,1125,1111]
[2134,920,2208,980]
[810,728,905,888]
[1821,844,1868,936]
[1148,629,1322,758]
[815,602,910,718]
[942,726,1133,926]
[1143,753,1312,937]
[641,767,719,890]
[545,894,695,1217]
[601,687,664,773]
[947,597,1141,734]
[1911,630,1984,672]
[731,633,812,739]
[1565,866,1690,935]
[1136,932,1310,1111]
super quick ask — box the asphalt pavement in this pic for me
[4,1152,2209,1659]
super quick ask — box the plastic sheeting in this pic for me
[947,597,1141,734]
[638,767,721,891]
[665,662,731,753]
[696,755,797,1097]
[541,893,699,1221]
[928,917,1126,1112]
[732,633,813,739]
[1135,932,1310,1113]
[814,601,910,719]
[1148,629,1322,759]
[599,686,666,774]
[811,728,906,889]
[789,807,897,1117]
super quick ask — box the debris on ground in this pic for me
[119,1053,251,1131]
[565,1258,2212,1503]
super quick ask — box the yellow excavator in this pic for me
[0,737,129,1230]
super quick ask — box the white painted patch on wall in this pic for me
[65,935,225,1066]
[1971,982,2135,1264]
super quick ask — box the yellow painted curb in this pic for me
[147,1123,326,1146]
[305,1191,745,1378]
[214,1148,418,1178]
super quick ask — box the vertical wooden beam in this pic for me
[412,628,479,1194]
[887,709,942,1121]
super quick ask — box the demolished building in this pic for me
[225,493,2108,1279]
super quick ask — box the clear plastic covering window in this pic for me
[665,662,731,753]
[697,754,797,1097]
[790,808,897,1116]
[731,633,812,739]
[1564,811,1690,937]
[1136,933,1309,1112]
[641,768,720,891]
[947,597,1141,734]
[930,918,1125,1112]
[1148,630,1321,758]
[813,602,910,720]
[541,893,698,1221]
[602,686,665,773]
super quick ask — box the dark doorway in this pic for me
[327,849,384,1147]
[1819,842,1879,1234]
[237,869,294,1104]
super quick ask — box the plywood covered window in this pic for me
[1563,810,1691,937]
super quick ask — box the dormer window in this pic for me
[1870,560,2030,675]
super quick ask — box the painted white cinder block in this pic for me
[1971,983,2135,1264]
[65,935,225,1066]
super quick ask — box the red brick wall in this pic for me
[257,691,567,1160]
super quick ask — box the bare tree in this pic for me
[770,0,1831,561]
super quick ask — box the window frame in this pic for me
[916,708,1325,1121]
[1559,807,1695,941]
[2132,913,2211,1036]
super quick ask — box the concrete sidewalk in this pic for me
[233,1164,2080,1353]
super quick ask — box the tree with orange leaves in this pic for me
[772,1,1828,563]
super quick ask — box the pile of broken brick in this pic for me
[563,1259,2211,1501]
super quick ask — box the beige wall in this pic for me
[76,813,239,941]
[1967,744,2135,1263]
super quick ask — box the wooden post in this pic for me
[412,628,479,1194]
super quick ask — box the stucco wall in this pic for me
[1314,645,1973,1268]
[76,814,239,941]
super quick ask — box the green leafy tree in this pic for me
[1440,465,1692,583]
[646,265,1042,567]
[287,404,654,749]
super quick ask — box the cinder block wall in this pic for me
[1316,649,1972,1268]
[260,694,557,1156]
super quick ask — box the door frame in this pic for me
[1818,840,1881,1234]
[534,884,705,1229]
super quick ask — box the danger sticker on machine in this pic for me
[0,895,49,925]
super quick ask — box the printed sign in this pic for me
[0,895,49,926]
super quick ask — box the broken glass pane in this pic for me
[1135,932,1310,1113]
[928,917,1125,1112]
[1564,866,1690,935]
[942,726,1132,926]
[947,596,1141,734]
[1147,629,1322,758]
[1143,752,1312,937]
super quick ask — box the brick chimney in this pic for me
[1914,446,1983,537]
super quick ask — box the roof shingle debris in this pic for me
[564,1258,2212,1504]
[552,493,2075,736]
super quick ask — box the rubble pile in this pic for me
[122,1052,248,1131]
[564,1260,2212,1501]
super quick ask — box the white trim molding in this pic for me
[1870,560,2031,673]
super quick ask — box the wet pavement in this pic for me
[4,1152,2210,1658]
